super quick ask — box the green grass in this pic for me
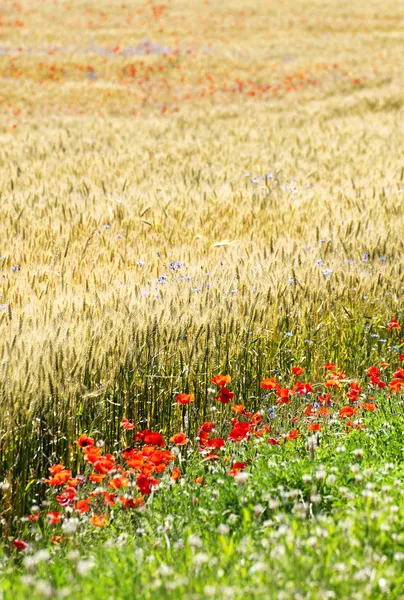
[2,407,404,599]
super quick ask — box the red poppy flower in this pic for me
[319,393,332,406]
[171,467,181,481]
[208,437,224,449]
[360,402,376,411]
[143,432,165,447]
[56,487,76,507]
[75,434,95,448]
[90,515,108,527]
[211,374,231,387]
[366,366,380,377]
[393,367,404,380]
[199,422,215,433]
[261,377,279,390]
[303,404,316,417]
[228,462,246,476]
[370,376,386,389]
[307,424,322,432]
[103,493,117,507]
[254,425,271,437]
[93,458,115,474]
[251,412,262,425]
[45,468,72,486]
[122,418,136,430]
[276,388,290,404]
[89,474,105,483]
[292,367,304,376]
[232,462,246,470]
[204,452,220,461]
[231,404,245,414]
[136,474,158,495]
[347,382,362,402]
[170,432,188,446]
[228,420,251,441]
[119,496,143,509]
[268,437,280,445]
[399,354,404,362]
[108,476,129,490]
[324,380,339,388]
[75,499,91,513]
[49,464,66,475]
[82,446,102,463]
[13,539,28,550]
[27,513,40,522]
[46,512,61,524]
[324,363,337,371]
[389,379,403,392]
[176,393,194,405]
[339,406,356,419]
[198,430,210,448]
[293,382,314,396]
[216,387,235,404]
[388,318,400,331]
[286,429,298,441]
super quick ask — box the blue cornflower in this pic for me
[169,261,182,270]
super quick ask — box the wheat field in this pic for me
[0,0,403,523]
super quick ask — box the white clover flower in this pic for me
[217,524,229,535]
[77,559,95,576]
[315,469,326,481]
[378,578,390,592]
[61,518,79,535]
[188,534,203,548]
[35,581,54,597]
[234,471,249,485]
[193,552,209,566]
